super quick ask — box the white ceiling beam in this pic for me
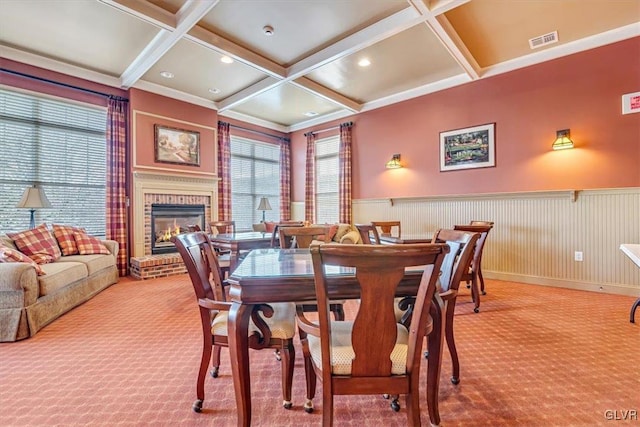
[98,0,176,30]
[119,0,218,88]
[409,0,479,79]
[217,77,283,112]
[185,26,286,78]
[287,7,423,79]
[292,78,362,112]
[427,0,472,15]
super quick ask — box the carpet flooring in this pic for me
[1,275,638,426]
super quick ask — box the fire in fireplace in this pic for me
[151,204,205,254]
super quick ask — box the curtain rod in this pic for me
[0,68,128,101]
[223,122,289,141]
[304,121,353,137]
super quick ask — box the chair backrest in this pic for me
[270,221,304,247]
[371,220,401,238]
[452,224,493,272]
[173,232,226,302]
[354,224,380,244]
[210,221,236,235]
[279,226,331,249]
[469,220,494,226]
[310,243,448,377]
[431,229,479,293]
[187,224,202,232]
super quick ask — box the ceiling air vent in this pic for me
[529,31,558,49]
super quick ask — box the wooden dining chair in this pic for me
[187,224,230,276]
[270,221,304,248]
[430,229,479,384]
[355,223,381,244]
[172,232,297,412]
[277,226,345,321]
[297,243,448,425]
[371,220,401,238]
[209,220,235,235]
[453,222,494,311]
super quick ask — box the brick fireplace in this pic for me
[130,171,218,279]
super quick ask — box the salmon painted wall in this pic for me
[130,88,217,175]
[290,37,640,201]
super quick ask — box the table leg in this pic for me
[228,302,253,427]
[427,297,445,426]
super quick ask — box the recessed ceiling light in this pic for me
[208,88,220,94]
[304,111,318,117]
[358,58,371,67]
[263,25,274,36]
[160,71,174,78]
[220,56,234,64]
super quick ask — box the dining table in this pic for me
[225,247,447,427]
[379,232,434,244]
[208,231,273,270]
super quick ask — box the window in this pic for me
[315,135,339,224]
[230,136,280,231]
[0,88,107,236]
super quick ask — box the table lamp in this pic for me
[16,185,52,229]
[257,197,272,222]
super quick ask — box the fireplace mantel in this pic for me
[132,171,219,257]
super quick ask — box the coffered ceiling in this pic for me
[1,0,638,132]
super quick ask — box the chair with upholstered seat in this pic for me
[355,223,381,244]
[297,243,448,425]
[278,226,345,321]
[453,221,494,311]
[209,220,235,235]
[173,232,296,412]
[371,220,401,238]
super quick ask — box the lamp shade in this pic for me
[257,197,272,211]
[16,186,52,209]
[552,129,574,151]
[385,154,402,169]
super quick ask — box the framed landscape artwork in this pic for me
[440,123,495,172]
[154,124,200,166]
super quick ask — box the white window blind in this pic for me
[315,136,339,224]
[230,136,280,231]
[0,88,107,236]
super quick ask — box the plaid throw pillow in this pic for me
[53,224,85,256]
[0,243,45,275]
[73,231,110,255]
[7,223,62,264]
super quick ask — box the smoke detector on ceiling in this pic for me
[263,25,274,36]
[529,31,558,49]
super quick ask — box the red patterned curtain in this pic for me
[339,122,353,224]
[279,138,291,221]
[217,121,231,221]
[304,132,316,223]
[106,97,128,276]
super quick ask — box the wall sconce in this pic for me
[16,185,52,229]
[552,129,574,150]
[385,153,402,169]
[256,197,272,222]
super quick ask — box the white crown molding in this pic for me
[0,45,123,89]
[132,79,217,110]
[287,109,354,133]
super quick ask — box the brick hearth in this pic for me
[130,254,186,280]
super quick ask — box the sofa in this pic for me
[0,225,119,342]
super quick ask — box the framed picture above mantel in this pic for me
[154,124,200,167]
[439,123,495,172]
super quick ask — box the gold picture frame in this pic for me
[154,124,200,166]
